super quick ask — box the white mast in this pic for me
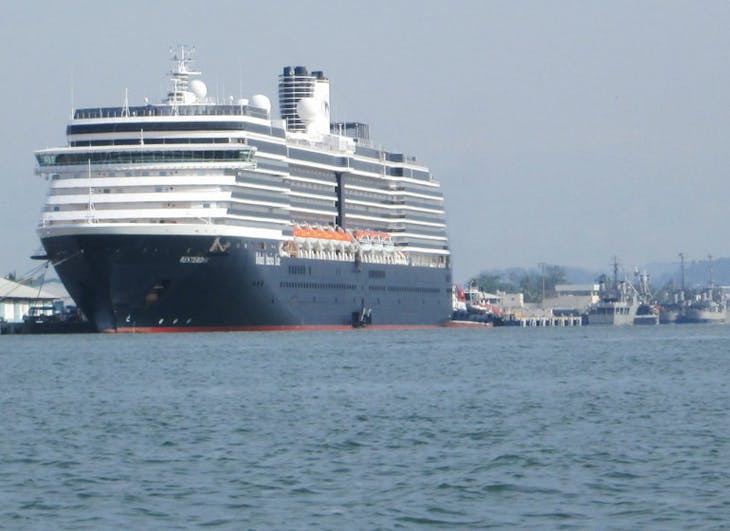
[166,45,202,111]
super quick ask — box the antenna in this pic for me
[122,88,130,117]
[708,254,714,288]
[679,252,686,292]
[70,68,75,119]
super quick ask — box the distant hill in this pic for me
[646,257,730,289]
[473,257,730,290]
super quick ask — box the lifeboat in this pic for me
[335,227,351,241]
[292,223,316,239]
[290,224,380,259]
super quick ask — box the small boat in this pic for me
[20,305,95,334]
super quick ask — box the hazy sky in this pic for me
[1,1,728,283]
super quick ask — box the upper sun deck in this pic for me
[64,47,426,171]
[73,104,271,121]
[73,46,274,123]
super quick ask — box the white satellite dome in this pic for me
[189,79,208,99]
[296,97,321,122]
[250,94,271,112]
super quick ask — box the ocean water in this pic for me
[2,325,730,529]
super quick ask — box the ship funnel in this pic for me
[278,66,330,133]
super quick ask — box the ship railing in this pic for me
[73,104,269,121]
[279,239,411,265]
[287,135,354,155]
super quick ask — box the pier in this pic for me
[504,315,583,327]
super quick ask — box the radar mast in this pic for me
[166,45,202,107]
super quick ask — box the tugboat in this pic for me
[448,283,496,326]
[21,304,96,334]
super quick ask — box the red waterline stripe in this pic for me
[108,323,445,333]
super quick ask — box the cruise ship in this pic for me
[34,48,452,332]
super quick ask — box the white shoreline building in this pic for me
[0,278,61,323]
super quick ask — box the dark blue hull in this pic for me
[42,234,452,332]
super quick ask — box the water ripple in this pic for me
[2,326,730,527]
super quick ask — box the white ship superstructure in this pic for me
[36,48,449,266]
